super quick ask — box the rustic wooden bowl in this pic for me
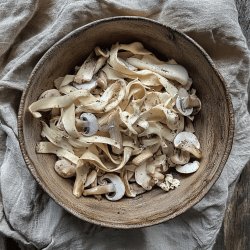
[18,17,234,228]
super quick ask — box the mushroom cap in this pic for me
[54,158,76,178]
[73,78,97,90]
[175,88,193,116]
[175,161,200,174]
[99,174,125,201]
[80,113,99,136]
[174,132,202,158]
[135,163,154,190]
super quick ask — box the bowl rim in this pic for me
[17,16,235,228]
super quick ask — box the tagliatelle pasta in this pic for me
[29,42,202,201]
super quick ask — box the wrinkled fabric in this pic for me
[0,1,250,249]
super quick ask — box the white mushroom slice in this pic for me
[127,57,189,85]
[84,170,97,187]
[174,132,202,159]
[62,104,80,138]
[39,89,61,99]
[175,88,193,116]
[132,148,153,165]
[130,183,147,195]
[140,54,165,65]
[29,89,89,118]
[90,177,102,200]
[175,161,200,174]
[41,121,73,152]
[36,142,79,164]
[146,155,167,176]
[55,159,76,178]
[170,150,190,165]
[139,105,180,130]
[74,52,96,83]
[95,143,121,165]
[54,77,63,89]
[80,147,133,172]
[141,137,159,147]
[125,164,137,172]
[122,170,137,198]
[76,79,126,113]
[96,71,107,90]
[94,56,107,75]
[139,122,176,142]
[102,64,124,80]
[59,75,75,88]
[38,89,61,113]
[108,112,123,154]
[83,174,125,201]
[73,160,90,198]
[79,113,99,136]
[59,85,78,94]
[68,134,119,149]
[176,88,201,116]
[135,162,154,190]
[73,78,97,91]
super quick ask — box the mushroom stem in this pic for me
[83,183,115,196]
[75,118,88,128]
[183,96,200,108]
[73,160,89,198]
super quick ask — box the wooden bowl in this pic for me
[18,17,234,228]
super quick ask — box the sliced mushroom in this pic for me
[74,52,97,83]
[135,162,154,190]
[83,174,125,201]
[122,170,137,198]
[108,112,123,154]
[132,148,153,165]
[39,89,61,99]
[73,160,90,198]
[73,78,97,91]
[54,158,76,178]
[175,88,193,116]
[170,150,190,165]
[174,132,202,159]
[79,113,99,136]
[84,169,97,187]
[176,88,201,116]
[130,183,147,196]
[91,176,102,200]
[38,89,61,114]
[175,161,200,174]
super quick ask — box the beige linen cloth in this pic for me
[0,1,249,249]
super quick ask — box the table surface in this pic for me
[0,1,249,249]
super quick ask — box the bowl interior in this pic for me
[19,17,233,228]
